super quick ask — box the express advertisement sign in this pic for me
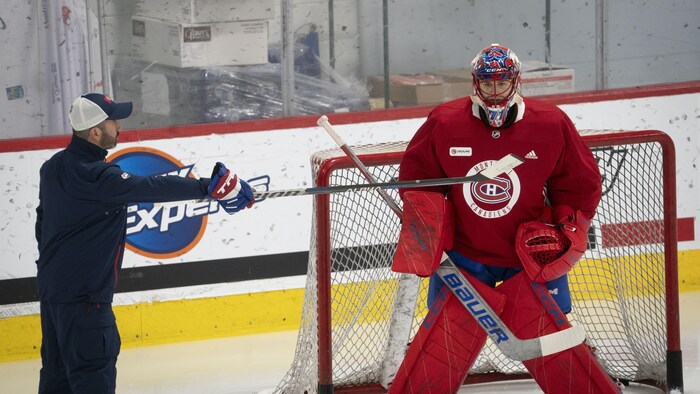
[107,147,218,259]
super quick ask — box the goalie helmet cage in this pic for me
[273,130,682,393]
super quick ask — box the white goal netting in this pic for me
[274,131,680,393]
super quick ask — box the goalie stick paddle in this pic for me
[434,256,586,360]
[317,115,586,361]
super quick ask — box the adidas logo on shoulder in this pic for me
[525,150,538,159]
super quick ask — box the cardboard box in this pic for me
[369,62,573,105]
[433,68,472,98]
[389,74,448,105]
[133,0,274,24]
[435,64,575,97]
[520,61,575,96]
[369,73,470,105]
[131,17,268,68]
[433,68,471,83]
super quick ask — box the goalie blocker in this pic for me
[392,191,454,276]
[389,192,620,393]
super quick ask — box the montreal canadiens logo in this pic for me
[463,159,520,219]
[107,147,218,259]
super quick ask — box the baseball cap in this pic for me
[68,93,133,130]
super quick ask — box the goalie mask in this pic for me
[471,44,522,128]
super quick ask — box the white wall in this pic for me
[357,0,700,90]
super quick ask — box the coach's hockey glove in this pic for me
[207,162,255,214]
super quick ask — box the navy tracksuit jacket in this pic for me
[35,136,211,303]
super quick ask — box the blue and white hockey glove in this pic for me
[207,162,255,214]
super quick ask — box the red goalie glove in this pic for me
[516,205,591,282]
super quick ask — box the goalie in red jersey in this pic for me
[389,44,621,393]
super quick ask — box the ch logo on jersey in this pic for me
[107,147,218,259]
[463,159,520,219]
[472,177,512,204]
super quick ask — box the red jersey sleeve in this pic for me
[546,112,602,220]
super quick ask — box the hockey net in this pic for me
[273,130,681,393]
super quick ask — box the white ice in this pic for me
[1,291,698,394]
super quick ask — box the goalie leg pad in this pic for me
[495,272,620,394]
[389,273,507,394]
[544,273,572,314]
[501,267,572,314]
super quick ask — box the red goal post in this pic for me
[274,129,682,393]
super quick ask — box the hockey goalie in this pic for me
[388,44,621,393]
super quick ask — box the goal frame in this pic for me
[312,129,681,393]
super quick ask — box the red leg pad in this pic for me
[495,272,620,394]
[389,274,507,394]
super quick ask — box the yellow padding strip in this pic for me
[572,253,669,299]
[2,249,699,362]
[678,249,700,292]
[0,289,304,363]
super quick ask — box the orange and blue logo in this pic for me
[107,147,218,259]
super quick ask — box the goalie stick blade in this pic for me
[495,321,586,361]
[539,324,586,357]
[480,154,524,179]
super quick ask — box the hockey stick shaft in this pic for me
[155,155,523,206]
[253,169,505,199]
[318,116,585,361]
[317,116,404,219]
[158,119,521,205]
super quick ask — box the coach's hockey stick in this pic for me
[154,154,523,207]
[317,115,586,362]
[253,161,520,199]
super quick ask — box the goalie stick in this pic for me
[317,115,586,362]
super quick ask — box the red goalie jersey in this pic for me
[399,96,602,268]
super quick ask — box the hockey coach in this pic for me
[34,93,254,393]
